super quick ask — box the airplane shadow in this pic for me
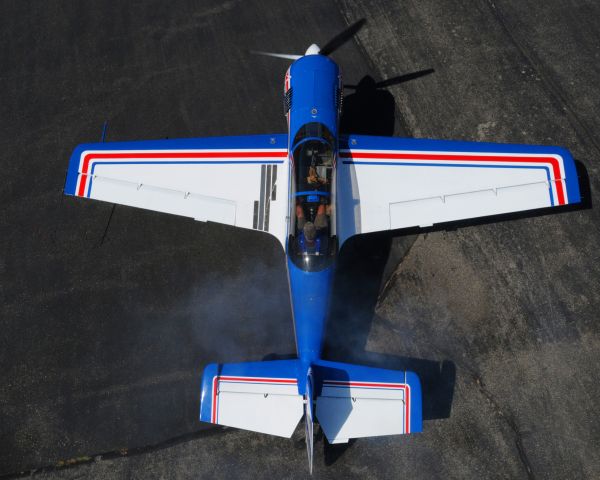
[320,71,592,466]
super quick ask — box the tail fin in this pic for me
[313,360,422,444]
[305,367,314,474]
[200,359,303,438]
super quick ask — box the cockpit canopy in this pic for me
[293,122,335,146]
[292,122,334,194]
[289,123,337,271]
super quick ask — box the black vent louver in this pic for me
[284,87,293,114]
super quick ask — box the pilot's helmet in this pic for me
[303,222,317,243]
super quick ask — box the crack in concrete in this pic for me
[0,427,231,479]
[98,204,116,247]
[470,370,536,480]
[376,235,419,308]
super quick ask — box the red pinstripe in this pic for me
[211,375,297,424]
[340,150,566,205]
[76,150,287,197]
[323,380,411,434]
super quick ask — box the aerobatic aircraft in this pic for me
[64,21,580,472]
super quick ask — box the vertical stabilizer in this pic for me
[305,367,314,474]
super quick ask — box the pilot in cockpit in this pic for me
[306,152,328,186]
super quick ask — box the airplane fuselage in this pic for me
[284,55,341,372]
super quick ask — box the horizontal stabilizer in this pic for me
[313,360,422,444]
[200,360,303,438]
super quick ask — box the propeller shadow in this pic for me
[340,70,434,136]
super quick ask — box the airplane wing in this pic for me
[64,134,289,248]
[337,134,581,245]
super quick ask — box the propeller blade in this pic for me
[250,50,302,60]
[320,18,366,56]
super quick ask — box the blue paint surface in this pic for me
[288,55,339,142]
[287,257,335,364]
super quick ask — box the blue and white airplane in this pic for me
[64,25,580,472]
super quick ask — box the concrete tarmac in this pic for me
[1,1,599,478]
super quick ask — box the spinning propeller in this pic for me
[251,18,433,93]
[250,18,367,60]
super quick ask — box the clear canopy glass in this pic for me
[289,123,337,271]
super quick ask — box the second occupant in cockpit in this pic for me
[296,202,328,230]
[298,222,321,254]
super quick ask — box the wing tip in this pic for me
[64,144,89,196]
[405,370,423,433]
